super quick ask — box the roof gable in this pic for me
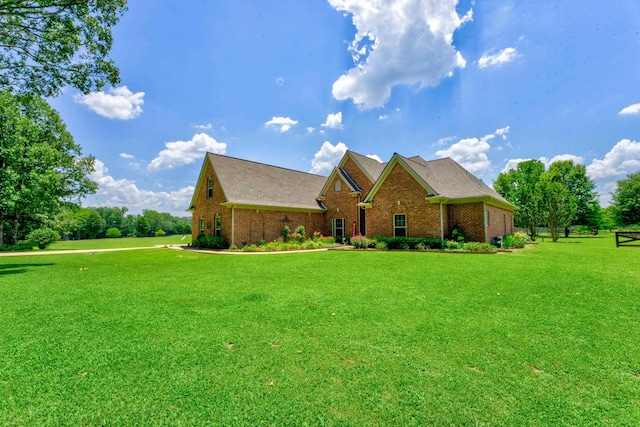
[318,167,360,197]
[363,154,437,203]
[363,154,515,210]
[338,150,386,183]
[191,153,327,211]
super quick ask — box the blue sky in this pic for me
[49,0,640,216]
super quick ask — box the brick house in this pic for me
[188,151,515,245]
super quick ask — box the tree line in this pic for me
[494,160,639,242]
[53,207,192,240]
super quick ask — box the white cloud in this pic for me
[310,141,349,174]
[329,0,470,109]
[120,153,134,159]
[88,160,194,216]
[539,154,585,168]
[586,139,640,180]
[495,126,510,139]
[276,77,285,86]
[148,133,226,171]
[74,86,144,120]
[306,127,316,133]
[321,112,343,129]
[192,123,212,130]
[265,116,298,133]
[366,154,382,162]
[436,127,509,173]
[502,158,529,173]
[478,47,519,68]
[619,103,640,115]
[378,114,389,121]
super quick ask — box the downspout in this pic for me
[231,205,235,246]
[483,202,487,243]
[439,203,444,241]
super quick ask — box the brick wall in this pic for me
[191,161,232,242]
[323,175,359,237]
[447,202,485,242]
[485,203,515,240]
[233,209,324,246]
[366,163,441,238]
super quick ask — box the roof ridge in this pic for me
[207,152,326,177]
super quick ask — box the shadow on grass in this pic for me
[0,263,54,277]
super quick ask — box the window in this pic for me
[393,214,406,237]
[215,216,222,237]
[199,217,205,233]
[332,218,345,237]
[207,177,214,198]
[334,179,342,192]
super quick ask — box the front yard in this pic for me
[1,234,638,425]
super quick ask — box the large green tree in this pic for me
[0,0,127,97]
[612,171,640,225]
[494,160,545,240]
[0,91,97,246]
[540,163,578,242]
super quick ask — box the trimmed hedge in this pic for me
[193,233,228,250]
[373,236,444,250]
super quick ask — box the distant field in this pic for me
[1,234,638,425]
[44,234,192,250]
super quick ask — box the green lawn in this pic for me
[1,235,638,425]
[45,234,191,250]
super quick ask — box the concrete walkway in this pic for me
[0,245,173,257]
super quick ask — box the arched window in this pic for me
[334,179,342,192]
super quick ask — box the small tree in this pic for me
[612,171,640,226]
[28,227,60,249]
[105,227,121,238]
[283,224,291,242]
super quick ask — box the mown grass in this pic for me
[45,234,191,250]
[1,234,638,425]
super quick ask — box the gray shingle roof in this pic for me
[402,155,513,206]
[207,153,327,210]
[346,151,387,181]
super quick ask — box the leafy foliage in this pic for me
[27,227,60,249]
[494,160,545,240]
[105,227,121,238]
[0,0,128,97]
[193,233,228,250]
[612,171,640,226]
[351,235,368,249]
[462,242,497,253]
[0,92,96,247]
[373,236,444,250]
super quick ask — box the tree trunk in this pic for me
[0,212,4,247]
[11,213,19,246]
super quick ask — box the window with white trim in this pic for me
[393,214,406,237]
[334,179,341,192]
[199,217,205,233]
[215,216,222,237]
[207,177,214,198]
[332,218,345,237]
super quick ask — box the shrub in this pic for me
[105,227,122,238]
[193,233,228,249]
[0,242,36,252]
[320,236,336,245]
[503,234,525,249]
[294,225,305,241]
[312,231,321,242]
[27,227,60,250]
[351,235,368,249]
[445,240,462,250]
[416,242,428,250]
[154,229,166,237]
[450,224,467,243]
[462,242,497,253]
[375,241,388,250]
[373,236,444,250]
[283,225,291,242]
